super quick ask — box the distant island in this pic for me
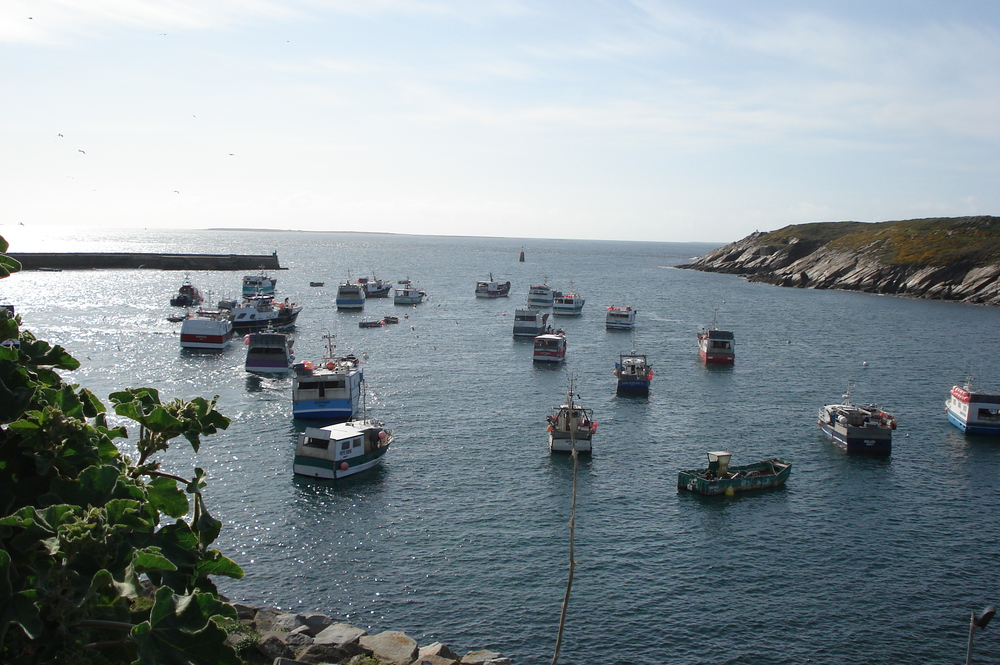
[678,215,1000,306]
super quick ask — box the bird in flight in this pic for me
[57,133,63,137]
[78,149,86,154]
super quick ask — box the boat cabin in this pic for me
[706,451,732,477]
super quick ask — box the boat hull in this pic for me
[946,386,1000,434]
[549,433,592,454]
[180,317,233,349]
[293,445,388,479]
[231,307,301,332]
[818,420,892,453]
[616,378,650,394]
[292,371,364,421]
[678,460,791,495]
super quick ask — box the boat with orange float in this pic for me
[605,305,636,330]
[291,333,364,421]
[615,351,652,394]
[546,383,596,454]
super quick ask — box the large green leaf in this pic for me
[131,587,239,665]
[147,476,189,519]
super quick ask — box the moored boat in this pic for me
[552,291,585,315]
[394,279,426,305]
[818,385,896,453]
[513,308,549,337]
[475,273,511,298]
[336,280,366,310]
[309,281,325,287]
[291,334,364,421]
[698,312,734,363]
[293,419,393,479]
[946,377,1000,434]
[678,452,791,495]
[170,277,203,307]
[358,275,392,298]
[358,319,385,328]
[527,280,554,308]
[605,305,636,330]
[180,309,233,349]
[229,295,302,332]
[533,330,566,363]
[243,272,277,296]
[244,330,294,374]
[547,386,596,454]
[615,351,652,394]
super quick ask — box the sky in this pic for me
[2,1,1000,243]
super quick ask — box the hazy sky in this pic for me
[3,1,999,242]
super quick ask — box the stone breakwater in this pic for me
[678,231,1000,306]
[8,251,282,271]
[229,603,513,665]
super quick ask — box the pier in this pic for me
[8,252,282,271]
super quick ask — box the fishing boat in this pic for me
[291,334,364,421]
[358,319,385,328]
[229,295,302,332]
[394,279,426,305]
[513,308,549,337]
[170,277,203,307]
[293,419,393,479]
[678,452,792,495]
[358,275,392,298]
[335,279,366,310]
[614,351,652,394]
[527,281,554,308]
[309,281,325,287]
[533,330,567,363]
[382,315,399,324]
[552,291,585,315]
[242,272,277,296]
[698,312,734,364]
[546,386,596,454]
[605,305,636,330]
[179,310,233,349]
[946,376,1000,434]
[244,330,294,374]
[818,384,897,453]
[475,273,511,298]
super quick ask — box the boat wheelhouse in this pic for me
[244,331,294,374]
[615,351,652,394]
[698,312,734,364]
[242,273,277,296]
[533,331,566,363]
[946,378,1000,434]
[527,281,554,308]
[818,385,896,453]
[678,452,791,495]
[513,308,549,337]
[358,275,391,298]
[606,306,635,330]
[336,280,366,309]
[293,419,393,479]
[475,273,511,298]
[229,295,302,332]
[180,310,233,349]
[552,292,585,316]
[547,386,596,454]
[291,334,364,421]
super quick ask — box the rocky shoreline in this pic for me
[227,602,512,665]
[678,218,1000,306]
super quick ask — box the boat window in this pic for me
[323,379,346,389]
[977,408,1000,422]
[304,438,328,449]
[341,441,351,452]
[237,313,247,319]
[354,438,362,448]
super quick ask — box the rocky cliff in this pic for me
[678,216,1000,306]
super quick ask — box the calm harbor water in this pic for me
[3,226,1000,664]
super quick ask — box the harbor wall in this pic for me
[8,252,282,271]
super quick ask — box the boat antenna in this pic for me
[321,332,336,360]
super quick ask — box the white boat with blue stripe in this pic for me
[292,334,364,421]
[947,377,1000,434]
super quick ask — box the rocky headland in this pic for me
[678,216,1000,305]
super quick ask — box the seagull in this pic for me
[173,190,179,194]
[57,133,63,137]
[78,149,85,154]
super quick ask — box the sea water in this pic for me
[2,226,1000,664]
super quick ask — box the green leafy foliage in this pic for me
[0,236,244,664]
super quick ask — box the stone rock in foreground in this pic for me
[359,630,420,665]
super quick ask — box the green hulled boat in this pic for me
[678,452,791,496]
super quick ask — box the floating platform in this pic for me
[8,252,282,271]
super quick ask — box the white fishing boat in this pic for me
[698,311,734,364]
[513,309,549,337]
[394,279,426,305]
[291,334,364,421]
[358,275,392,298]
[533,329,567,363]
[244,330,294,374]
[552,291,585,315]
[946,376,1000,434]
[527,280,554,307]
[293,419,393,479]
[336,279,366,309]
[546,385,596,454]
[615,351,652,394]
[605,305,636,330]
[179,310,233,349]
[229,295,302,332]
[818,383,896,453]
[242,272,277,296]
[475,273,511,298]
